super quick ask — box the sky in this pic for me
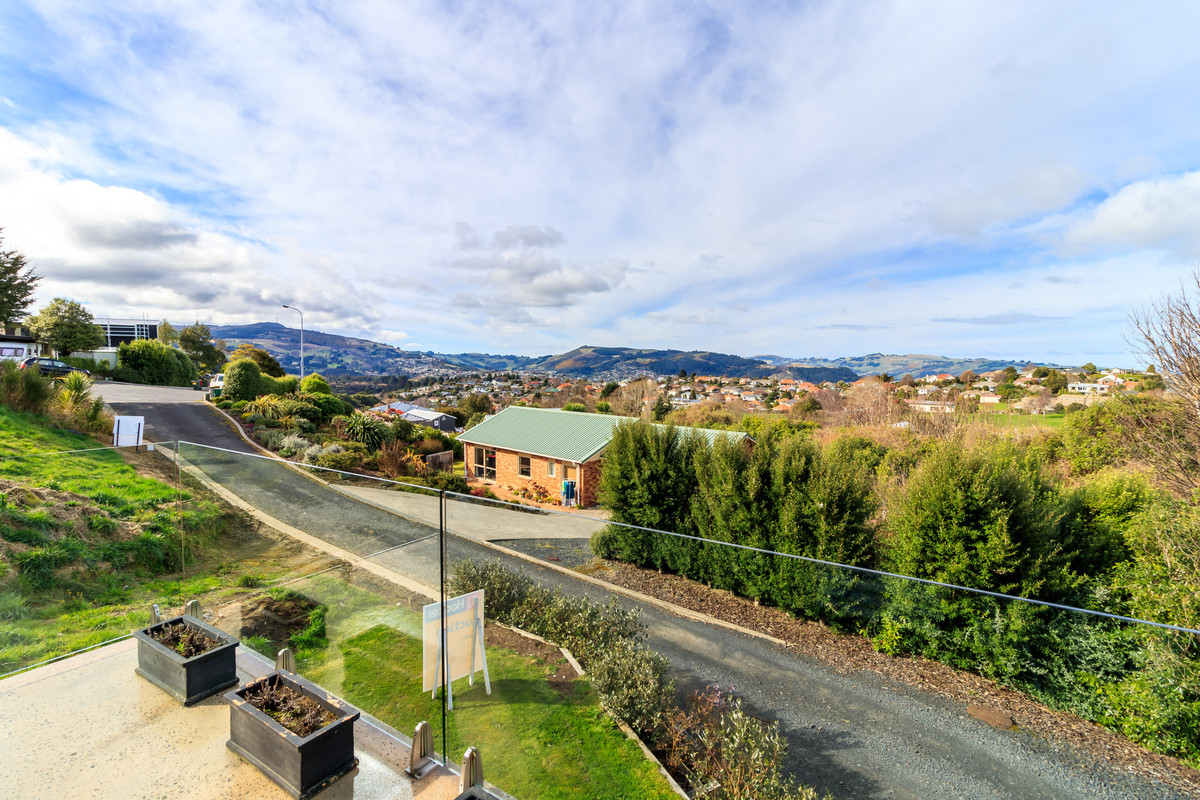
[2,2,1200,365]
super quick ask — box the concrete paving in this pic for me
[96,380,212,405]
[0,639,465,800]
[333,484,608,541]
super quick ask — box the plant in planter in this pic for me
[226,670,360,800]
[133,614,239,705]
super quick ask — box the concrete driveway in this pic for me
[95,380,211,404]
[334,484,607,541]
[98,381,256,454]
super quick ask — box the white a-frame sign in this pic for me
[422,589,490,710]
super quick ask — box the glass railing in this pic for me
[6,439,1200,799]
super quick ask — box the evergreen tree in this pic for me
[0,231,39,325]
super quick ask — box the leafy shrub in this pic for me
[309,393,353,423]
[1061,401,1128,475]
[663,686,825,800]
[431,472,468,494]
[223,359,263,402]
[55,370,93,414]
[390,418,416,442]
[300,373,331,394]
[341,412,391,452]
[587,637,675,733]
[279,433,312,458]
[376,441,425,478]
[216,400,234,409]
[63,355,111,378]
[316,450,360,472]
[259,374,298,396]
[253,429,286,450]
[0,359,52,413]
[236,574,263,588]
[447,559,670,730]
[115,339,198,386]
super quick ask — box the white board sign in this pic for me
[112,416,145,447]
[422,590,489,706]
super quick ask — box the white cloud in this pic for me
[1063,171,1200,258]
[1,2,1199,362]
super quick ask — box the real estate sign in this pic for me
[112,416,145,447]
[422,590,489,703]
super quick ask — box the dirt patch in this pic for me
[238,594,317,648]
[485,622,580,696]
[592,558,1200,796]
[0,478,138,543]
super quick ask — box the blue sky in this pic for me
[2,2,1200,365]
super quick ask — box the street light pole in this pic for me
[281,304,304,382]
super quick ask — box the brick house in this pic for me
[458,406,750,507]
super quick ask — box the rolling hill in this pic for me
[206,323,1054,381]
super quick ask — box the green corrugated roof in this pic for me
[457,406,749,463]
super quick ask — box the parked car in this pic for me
[17,357,90,378]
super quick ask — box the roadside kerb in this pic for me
[175,453,440,600]
[325,481,789,647]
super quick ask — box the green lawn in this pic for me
[0,406,344,675]
[0,406,177,508]
[285,575,675,800]
[328,625,676,800]
[970,408,1065,429]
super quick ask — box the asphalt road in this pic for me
[111,385,1192,800]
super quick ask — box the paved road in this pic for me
[114,385,1191,800]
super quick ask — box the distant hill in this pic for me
[526,346,858,382]
[207,323,457,376]
[754,352,1061,378]
[206,323,1051,382]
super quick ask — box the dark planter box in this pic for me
[134,614,239,705]
[226,670,360,800]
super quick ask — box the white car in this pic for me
[209,373,225,391]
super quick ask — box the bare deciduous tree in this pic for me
[1129,268,1200,412]
[1125,269,1200,495]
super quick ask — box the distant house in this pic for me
[906,399,955,413]
[1067,382,1109,395]
[369,401,458,432]
[0,325,41,362]
[457,406,752,507]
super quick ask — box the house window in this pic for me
[473,447,496,480]
[518,456,531,477]
[547,461,556,478]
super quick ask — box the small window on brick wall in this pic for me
[518,456,531,477]
[547,461,556,478]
